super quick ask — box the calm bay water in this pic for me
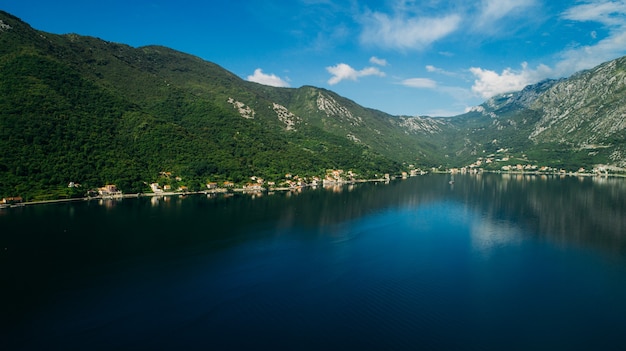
[2,174,626,350]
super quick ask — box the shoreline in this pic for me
[4,172,624,209]
[480,170,626,178]
[7,179,386,208]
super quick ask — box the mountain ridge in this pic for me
[1,10,625,199]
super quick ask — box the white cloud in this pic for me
[359,11,461,50]
[428,107,469,118]
[470,0,541,37]
[469,1,626,99]
[439,86,476,102]
[369,56,388,66]
[401,78,437,89]
[326,63,385,85]
[426,65,457,77]
[555,1,626,75]
[470,62,552,98]
[357,0,538,50]
[478,0,537,24]
[561,0,626,26]
[555,30,626,74]
[247,68,290,87]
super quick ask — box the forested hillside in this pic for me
[0,11,403,200]
[2,10,626,201]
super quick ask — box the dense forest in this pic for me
[2,10,626,201]
[0,11,401,200]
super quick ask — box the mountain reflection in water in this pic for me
[2,174,626,350]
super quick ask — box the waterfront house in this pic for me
[244,183,263,191]
[98,185,120,196]
[150,183,163,193]
[2,196,23,204]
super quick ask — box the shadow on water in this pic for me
[450,173,626,256]
[2,173,626,349]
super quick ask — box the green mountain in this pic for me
[0,11,422,200]
[1,11,626,200]
[434,57,626,170]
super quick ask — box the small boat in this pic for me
[449,174,455,185]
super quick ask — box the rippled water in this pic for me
[2,174,626,350]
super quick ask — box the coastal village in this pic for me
[142,167,437,197]
[455,148,617,176]
[123,154,620,201]
[0,168,413,207]
[2,152,623,206]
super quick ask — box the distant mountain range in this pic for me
[1,10,625,199]
[442,59,626,170]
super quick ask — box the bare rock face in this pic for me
[395,116,448,135]
[316,92,363,126]
[530,57,626,145]
[272,103,300,131]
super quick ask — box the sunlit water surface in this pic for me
[2,174,626,350]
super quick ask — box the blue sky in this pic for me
[4,1,626,116]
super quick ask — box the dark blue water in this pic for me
[2,174,626,350]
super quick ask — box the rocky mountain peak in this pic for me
[530,56,626,146]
